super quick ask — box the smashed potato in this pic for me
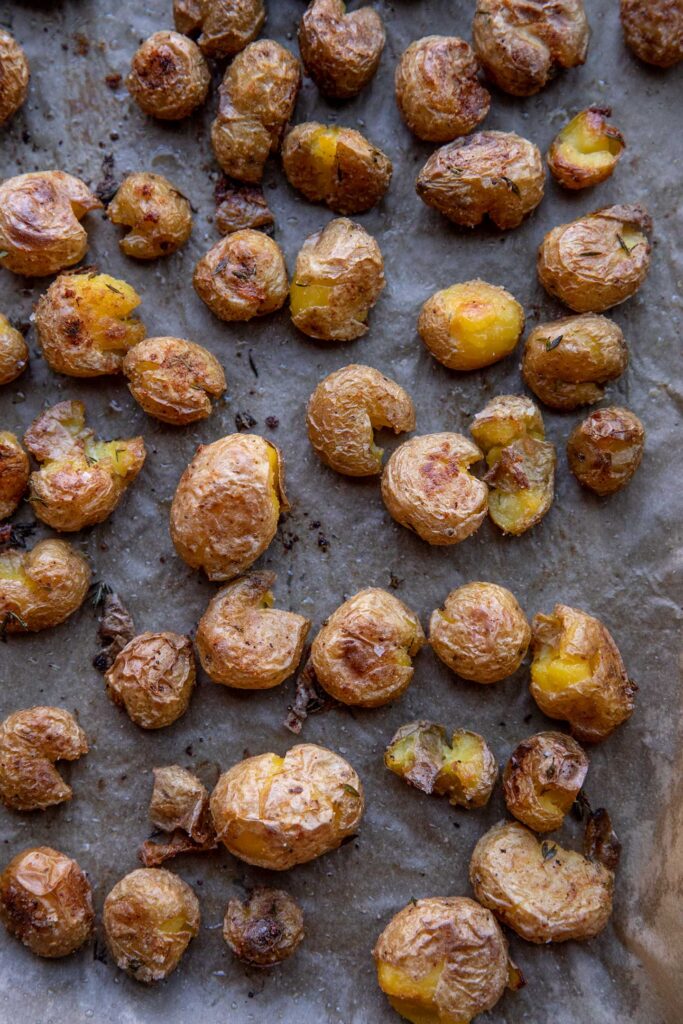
[382,433,487,545]
[0,314,28,385]
[0,538,90,633]
[0,171,101,278]
[224,888,304,966]
[567,406,645,495]
[176,0,265,58]
[298,0,384,99]
[503,731,589,833]
[0,29,29,126]
[0,432,29,520]
[621,0,683,67]
[105,631,196,730]
[548,107,625,190]
[282,123,392,215]
[416,130,544,229]
[215,178,274,234]
[123,336,226,425]
[311,588,424,707]
[196,571,310,689]
[210,743,364,869]
[0,706,88,812]
[418,280,524,371]
[141,765,217,866]
[306,364,415,477]
[430,582,530,684]
[107,173,192,259]
[193,229,288,322]
[126,31,210,120]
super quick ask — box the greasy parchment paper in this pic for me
[1,1,682,1022]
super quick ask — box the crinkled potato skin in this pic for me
[105,631,196,729]
[173,0,202,36]
[177,0,266,59]
[503,731,589,832]
[193,229,288,321]
[298,0,385,99]
[214,178,274,234]
[0,846,94,958]
[311,587,425,707]
[547,107,625,190]
[0,314,28,385]
[126,31,210,120]
[567,406,645,495]
[210,743,364,870]
[0,539,91,633]
[0,432,29,520]
[224,888,304,966]
[621,0,683,67]
[148,764,214,842]
[0,29,29,126]
[123,336,226,425]
[0,706,88,812]
[107,173,192,259]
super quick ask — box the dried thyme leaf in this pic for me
[343,784,360,798]
[545,335,563,351]
[617,233,634,254]
[501,176,521,196]
[541,841,557,861]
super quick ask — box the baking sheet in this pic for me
[1,1,682,1021]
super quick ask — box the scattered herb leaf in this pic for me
[617,233,634,255]
[541,841,557,862]
[90,580,112,609]
[343,784,360,798]
[545,334,563,351]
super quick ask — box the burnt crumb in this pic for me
[285,656,336,734]
[94,153,118,205]
[388,573,403,590]
[265,416,279,429]
[523,713,533,724]
[21,129,31,145]
[92,590,135,672]
[235,411,257,432]
[317,532,329,552]
[309,520,320,530]
[280,530,299,552]
[105,73,122,90]
[248,350,258,378]
[185,744,194,757]
[73,33,90,56]
[0,521,36,550]
[93,938,108,964]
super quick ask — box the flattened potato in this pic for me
[0,706,88,812]
[418,280,524,371]
[0,432,29,520]
[175,0,265,58]
[126,31,210,120]
[123,336,226,425]
[0,539,91,634]
[621,0,683,67]
[548,107,625,190]
[298,0,385,99]
[105,631,196,729]
[0,29,29,126]
[0,314,28,386]
[503,731,588,832]
[107,173,192,259]
[193,229,288,322]
[567,405,645,495]
[224,888,304,966]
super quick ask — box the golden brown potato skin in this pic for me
[281,123,392,215]
[470,820,614,943]
[0,432,29,520]
[504,731,588,832]
[472,0,589,96]
[537,203,652,312]
[178,0,266,59]
[173,0,202,36]
[123,336,226,425]
[193,229,288,321]
[307,364,415,477]
[105,632,196,730]
[104,868,200,983]
[430,582,530,684]
[0,314,28,386]
[127,31,210,120]
[382,433,487,546]
[395,36,490,143]
[0,847,94,958]
[298,0,385,99]
[0,171,101,278]
[0,706,88,812]
[0,29,29,126]
[196,571,310,689]
[417,130,544,230]
[621,0,683,67]
[210,743,364,870]
[224,888,304,966]
[140,765,217,865]
[0,539,91,634]
[107,173,192,259]
[311,588,425,707]
[214,178,274,234]
[547,107,625,190]
[567,406,645,495]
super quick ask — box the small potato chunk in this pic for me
[210,743,364,870]
[175,0,265,58]
[0,314,28,385]
[0,847,94,958]
[567,406,645,495]
[224,888,304,966]
[470,820,614,943]
[298,0,385,99]
[374,896,516,1024]
[0,29,29,126]
[0,432,29,520]
[0,706,88,812]
[418,280,523,372]
[307,364,415,476]
[35,271,146,378]
[196,571,310,689]
[548,108,625,190]
[126,31,210,120]
[123,336,226,425]
[107,173,192,259]
[621,0,683,67]
[141,765,217,866]
[430,582,530,684]
[471,395,555,536]
[311,588,424,707]
[382,433,487,546]
[105,632,196,730]
[193,229,288,322]
[504,731,588,833]
[104,868,200,983]
[215,178,274,234]
[0,171,101,278]
[416,130,544,230]
[0,539,91,634]
[282,123,392,215]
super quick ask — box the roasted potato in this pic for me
[196,571,310,689]
[311,588,424,707]
[306,364,415,476]
[0,846,93,958]
[621,0,683,67]
[193,229,288,322]
[522,314,628,410]
[381,433,488,545]
[170,433,287,581]
[107,173,192,259]
[530,604,635,742]
[471,394,556,535]
[416,130,544,230]
[0,706,88,812]
[472,0,589,96]
[374,896,517,1024]
[503,731,588,833]
[0,432,29,520]
[567,406,645,495]
[126,31,210,120]
[0,171,101,278]
[214,178,274,234]
[0,314,28,385]
[0,538,91,634]
[0,29,29,126]
[175,0,265,58]
[548,107,625,190]
[429,582,530,683]
[103,868,200,983]
[210,743,364,870]
[35,271,145,378]
[281,123,392,215]
[140,764,217,866]
[105,631,196,730]
[123,336,226,425]
[290,217,385,341]
[211,39,301,183]
[224,888,304,966]
[173,0,202,36]
[418,280,524,372]
[298,0,385,99]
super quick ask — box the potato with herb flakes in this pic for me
[298,0,385,100]
[567,406,645,495]
[503,731,589,833]
[621,0,683,67]
[123,337,226,426]
[0,432,29,520]
[107,173,192,260]
[126,31,210,121]
[0,706,88,812]
[0,539,91,634]
[193,229,288,322]
[548,108,625,190]
[105,632,195,730]
[175,0,265,59]
[0,29,29,126]
[0,315,28,386]
[224,888,304,966]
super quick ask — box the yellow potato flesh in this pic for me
[159,914,189,934]
[531,649,592,692]
[266,443,281,515]
[489,488,545,533]
[378,962,444,1022]
[0,554,26,582]
[85,439,138,477]
[68,274,143,352]
[444,284,522,370]
[310,126,340,190]
[290,281,334,316]
[618,227,646,254]
[557,115,622,169]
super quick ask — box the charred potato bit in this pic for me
[126,31,210,120]
[307,364,415,477]
[210,743,364,870]
[503,731,589,832]
[0,29,29,126]
[193,229,288,322]
[298,0,385,100]
[0,171,101,278]
[311,588,424,707]
[107,173,192,259]
[196,571,310,689]
[567,406,645,495]
[123,336,226,425]
[0,314,28,385]
[0,847,93,958]
[584,807,622,871]
[177,0,265,59]
[472,0,589,96]
[548,108,625,190]
[215,178,274,234]
[621,0,683,67]
[0,432,29,520]
[471,394,555,536]
[104,868,200,983]
[211,40,301,183]
[0,538,91,633]
[141,765,217,866]
[418,280,523,372]
[282,122,392,215]
[430,582,530,684]
[416,130,544,230]
[0,706,88,812]
[105,631,196,730]
[224,888,304,966]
